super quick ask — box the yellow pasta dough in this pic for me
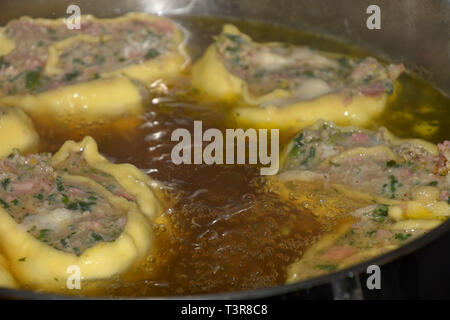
[0,253,18,289]
[0,106,39,158]
[1,77,143,124]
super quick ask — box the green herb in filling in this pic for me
[60,238,68,248]
[0,57,10,68]
[366,230,376,237]
[370,204,389,223]
[34,193,44,200]
[395,233,411,241]
[224,34,242,43]
[300,146,316,166]
[66,201,96,212]
[389,175,398,198]
[1,178,10,190]
[56,176,65,192]
[145,48,160,59]
[61,194,70,205]
[72,58,86,65]
[25,70,41,90]
[89,232,104,242]
[37,229,51,242]
[63,71,80,82]
[0,198,10,209]
[386,160,397,168]
[294,133,305,147]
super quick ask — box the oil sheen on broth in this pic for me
[34,17,450,296]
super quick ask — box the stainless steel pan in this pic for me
[0,0,448,299]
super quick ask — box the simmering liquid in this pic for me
[33,17,450,297]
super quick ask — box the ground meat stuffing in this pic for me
[215,29,404,104]
[0,150,128,255]
[0,15,178,95]
[283,121,450,202]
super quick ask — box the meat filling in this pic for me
[0,15,179,95]
[0,150,128,255]
[283,121,450,203]
[215,30,404,104]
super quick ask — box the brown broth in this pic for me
[31,16,449,296]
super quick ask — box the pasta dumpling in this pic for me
[280,120,450,222]
[0,13,189,124]
[0,137,161,291]
[192,24,404,131]
[275,125,449,283]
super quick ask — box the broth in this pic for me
[30,17,450,296]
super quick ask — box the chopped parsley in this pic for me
[66,201,96,212]
[300,146,316,166]
[90,232,103,242]
[60,238,68,248]
[63,71,80,82]
[72,58,86,65]
[61,194,70,205]
[47,193,57,202]
[1,178,10,190]
[395,233,412,241]
[145,48,160,59]
[37,229,51,242]
[389,175,398,198]
[56,176,65,192]
[385,82,394,94]
[25,70,41,90]
[0,198,10,209]
[386,160,397,168]
[303,70,314,78]
[294,133,305,147]
[370,204,389,223]
[224,34,242,43]
[0,57,10,68]
[34,193,44,201]
[363,75,373,84]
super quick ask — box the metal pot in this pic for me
[0,0,448,299]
